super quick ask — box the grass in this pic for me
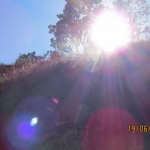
[0,41,150,149]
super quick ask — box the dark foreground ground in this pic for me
[0,43,150,150]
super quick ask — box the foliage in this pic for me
[143,25,150,39]
[14,50,66,67]
[49,0,150,55]
[113,0,150,40]
[0,42,150,150]
[15,51,45,66]
[1,41,150,149]
[48,0,104,56]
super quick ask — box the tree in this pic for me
[143,25,150,39]
[48,0,104,56]
[49,0,150,56]
[113,0,150,40]
[15,51,45,67]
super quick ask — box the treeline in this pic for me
[0,50,62,75]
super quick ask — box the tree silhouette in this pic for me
[49,0,150,56]
[48,0,104,56]
[143,25,150,39]
[15,51,45,67]
[113,0,150,40]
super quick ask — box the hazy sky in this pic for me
[0,0,149,64]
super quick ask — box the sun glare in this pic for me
[90,10,131,54]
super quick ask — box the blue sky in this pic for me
[0,0,149,64]
[0,0,66,64]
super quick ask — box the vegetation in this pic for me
[0,41,150,149]
[48,0,105,56]
[48,0,150,56]
[113,0,150,40]
[0,0,150,149]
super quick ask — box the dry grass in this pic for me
[1,41,150,149]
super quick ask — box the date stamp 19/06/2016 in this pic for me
[128,125,150,132]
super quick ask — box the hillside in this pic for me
[0,41,150,150]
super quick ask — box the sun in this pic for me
[90,10,131,54]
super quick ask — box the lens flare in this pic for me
[17,121,36,139]
[30,117,38,126]
[5,97,60,149]
[6,114,40,150]
[53,98,59,104]
[82,108,144,150]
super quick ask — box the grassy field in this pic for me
[0,41,150,150]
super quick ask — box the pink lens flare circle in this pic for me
[82,108,143,150]
[53,98,59,104]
